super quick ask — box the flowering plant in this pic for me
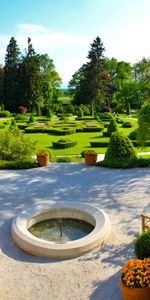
[121,258,150,288]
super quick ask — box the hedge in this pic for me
[52,139,77,148]
[122,122,132,128]
[84,126,103,132]
[25,127,53,133]
[52,128,76,135]
[90,141,109,147]
[0,111,11,117]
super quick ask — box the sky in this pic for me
[0,0,150,86]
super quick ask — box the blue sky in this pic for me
[0,0,150,85]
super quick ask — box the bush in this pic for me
[90,141,109,147]
[0,111,11,117]
[52,139,77,149]
[28,114,35,123]
[0,159,37,169]
[47,109,52,118]
[77,107,83,118]
[52,128,76,135]
[100,106,112,113]
[103,119,118,137]
[100,132,137,168]
[134,230,150,259]
[84,126,103,132]
[15,114,28,121]
[55,157,72,163]
[122,122,132,128]
[0,129,36,161]
[98,112,112,121]
[25,127,52,133]
[128,128,139,140]
[138,156,150,167]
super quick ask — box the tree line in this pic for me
[68,37,150,114]
[0,36,150,115]
[0,37,62,114]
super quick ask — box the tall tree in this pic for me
[69,37,111,110]
[18,38,42,113]
[3,37,20,111]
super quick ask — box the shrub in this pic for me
[128,128,139,140]
[84,126,103,132]
[90,141,109,147]
[103,119,118,137]
[52,128,76,135]
[52,139,77,149]
[0,129,36,161]
[134,230,150,259]
[0,159,37,169]
[122,121,132,128]
[25,127,52,133]
[138,156,150,167]
[15,114,28,121]
[77,107,83,118]
[100,132,137,168]
[55,157,72,163]
[0,110,11,117]
[9,119,17,129]
[98,112,112,121]
[47,109,52,118]
[28,114,35,123]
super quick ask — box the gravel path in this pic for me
[0,163,149,300]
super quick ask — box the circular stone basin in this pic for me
[11,202,111,258]
[29,218,94,243]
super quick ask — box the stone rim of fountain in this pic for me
[11,202,111,258]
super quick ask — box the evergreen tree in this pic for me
[18,38,42,113]
[3,37,20,111]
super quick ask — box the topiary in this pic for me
[107,119,118,134]
[77,107,83,118]
[134,230,150,259]
[101,132,137,168]
[28,114,35,123]
[128,128,139,140]
[47,109,52,118]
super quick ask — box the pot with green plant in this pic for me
[84,150,97,166]
[120,258,150,300]
[36,151,50,167]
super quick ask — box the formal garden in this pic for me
[0,35,150,300]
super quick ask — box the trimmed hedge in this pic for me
[98,132,137,168]
[0,111,11,117]
[122,122,132,128]
[84,126,103,132]
[25,127,53,133]
[52,139,77,148]
[128,128,138,140]
[52,128,76,135]
[0,159,37,169]
[90,141,109,147]
[98,112,113,121]
[75,117,95,120]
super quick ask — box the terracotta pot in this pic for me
[37,153,49,167]
[120,279,150,300]
[84,153,97,166]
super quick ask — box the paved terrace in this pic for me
[0,163,149,300]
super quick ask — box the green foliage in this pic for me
[0,129,36,161]
[9,119,17,129]
[128,128,139,140]
[137,156,150,167]
[77,107,83,118]
[138,102,150,144]
[0,110,11,117]
[101,132,137,168]
[52,139,77,149]
[98,112,112,120]
[15,114,28,121]
[90,141,109,147]
[122,121,132,128]
[53,127,76,135]
[46,109,52,118]
[28,114,35,123]
[0,159,37,169]
[55,157,72,163]
[107,119,118,134]
[134,230,150,259]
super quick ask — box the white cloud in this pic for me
[0,23,92,84]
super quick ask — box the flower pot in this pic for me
[120,280,150,300]
[37,153,49,167]
[84,153,97,166]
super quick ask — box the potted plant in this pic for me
[84,150,97,166]
[36,151,50,167]
[120,258,150,300]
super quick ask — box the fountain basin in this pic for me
[11,202,111,258]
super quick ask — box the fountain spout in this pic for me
[58,218,63,236]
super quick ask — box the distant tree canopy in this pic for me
[69,36,150,112]
[1,37,62,113]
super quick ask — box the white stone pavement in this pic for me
[0,163,149,300]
